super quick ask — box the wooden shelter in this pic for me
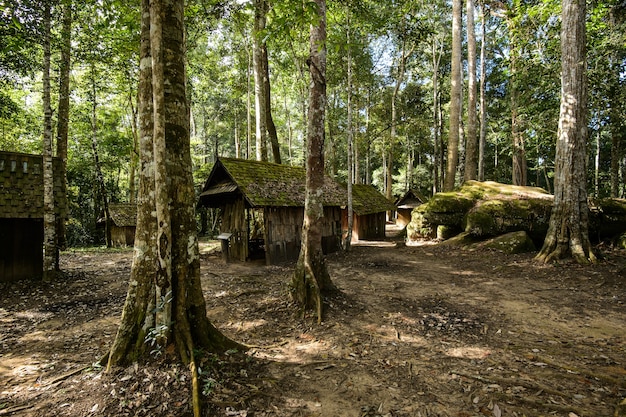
[98,203,137,246]
[343,184,396,241]
[0,151,67,281]
[395,189,425,227]
[198,158,347,264]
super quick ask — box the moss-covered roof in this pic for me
[108,203,137,227]
[200,158,348,208]
[350,184,395,215]
[395,189,425,209]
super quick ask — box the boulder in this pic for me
[407,181,552,242]
[481,231,537,254]
[406,181,626,246]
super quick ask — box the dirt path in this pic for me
[1,240,625,416]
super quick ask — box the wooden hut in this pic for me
[395,189,425,227]
[0,151,67,281]
[98,203,137,246]
[198,158,347,264]
[343,184,396,242]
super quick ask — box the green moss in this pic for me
[482,231,536,254]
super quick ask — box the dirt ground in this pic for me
[1,229,625,417]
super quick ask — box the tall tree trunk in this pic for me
[388,41,414,202]
[90,68,112,248]
[253,0,268,161]
[128,90,139,203]
[432,39,443,194]
[107,3,241,416]
[42,2,56,280]
[508,4,527,186]
[536,0,594,264]
[464,0,478,181]
[345,18,354,251]
[263,44,281,164]
[247,44,253,159]
[478,0,487,181]
[55,0,71,256]
[292,0,333,323]
[445,0,463,191]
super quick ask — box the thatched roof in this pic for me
[351,184,395,215]
[199,158,347,208]
[395,189,426,209]
[104,203,137,227]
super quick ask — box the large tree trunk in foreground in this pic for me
[536,0,595,264]
[107,1,240,415]
[292,0,334,323]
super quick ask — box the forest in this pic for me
[1,0,626,416]
[1,0,624,246]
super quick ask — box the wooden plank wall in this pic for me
[265,206,342,264]
[220,198,248,262]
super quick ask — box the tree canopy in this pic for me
[0,0,624,247]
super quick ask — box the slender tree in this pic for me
[55,0,71,256]
[292,0,333,323]
[42,0,56,280]
[253,0,268,161]
[478,0,487,181]
[536,0,595,264]
[345,12,354,251]
[464,0,478,181]
[107,2,240,416]
[445,0,462,191]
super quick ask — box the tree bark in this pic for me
[445,0,463,191]
[478,0,487,181]
[108,2,241,415]
[90,67,112,248]
[55,0,71,256]
[42,2,56,280]
[263,43,282,164]
[536,0,595,264]
[345,18,354,251]
[464,0,478,181]
[508,6,528,186]
[292,0,333,323]
[253,0,268,161]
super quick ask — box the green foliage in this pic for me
[2,0,625,247]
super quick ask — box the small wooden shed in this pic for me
[343,184,396,241]
[0,151,67,281]
[98,203,137,246]
[395,189,425,227]
[198,158,347,264]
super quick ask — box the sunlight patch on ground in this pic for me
[451,269,479,276]
[353,240,397,248]
[445,346,492,359]
[251,339,332,364]
[234,319,268,332]
[405,239,440,247]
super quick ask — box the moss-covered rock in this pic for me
[465,197,552,242]
[407,181,552,242]
[481,231,537,254]
[589,198,626,241]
